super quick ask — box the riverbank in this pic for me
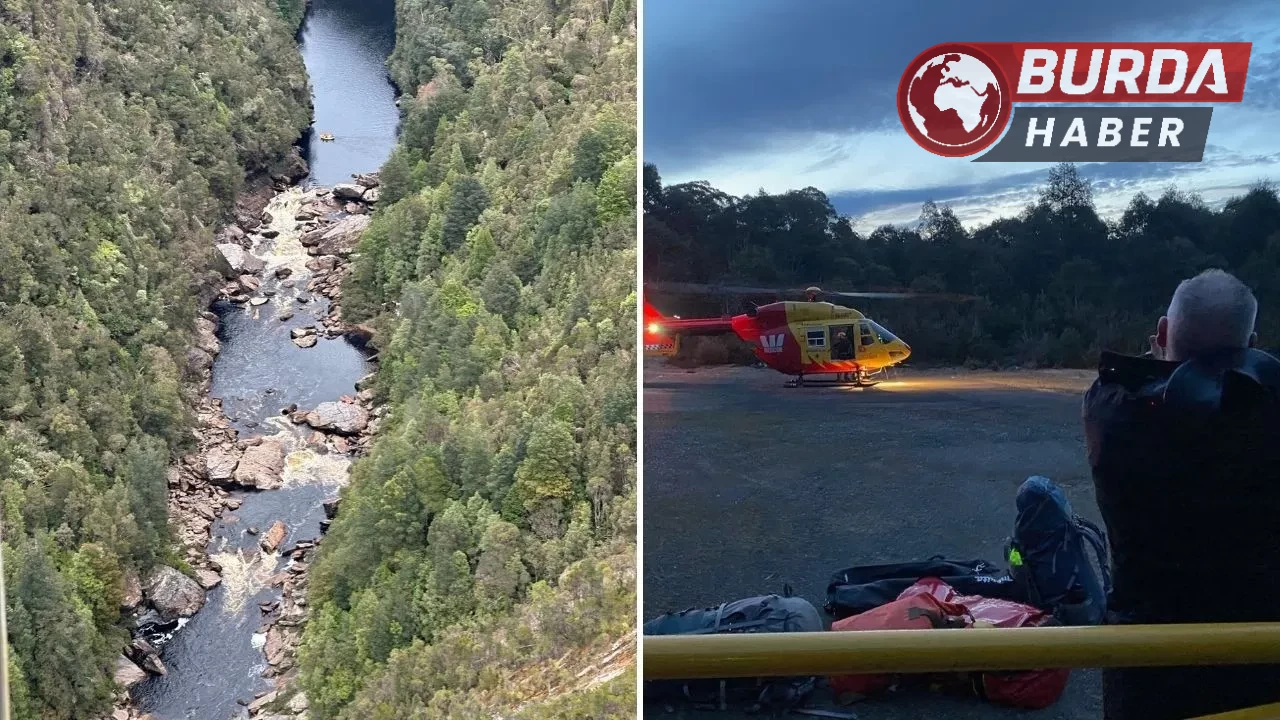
[106,173,383,720]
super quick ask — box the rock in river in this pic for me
[129,638,167,676]
[311,214,371,256]
[237,274,261,293]
[115,655,148,688]
[195,569,222,590]
[232,437,286,490]
[304,401,369,435]
[293,335,318,349]
[214,244,264,279]
[260,520,288,553]
[144,565,206,621]
[206,447,239,483]
[332,183,366,201]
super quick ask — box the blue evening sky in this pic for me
[643,0,1280,231]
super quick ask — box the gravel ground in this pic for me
[642,362,1103,720]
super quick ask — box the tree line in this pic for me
[644,162,1280,367]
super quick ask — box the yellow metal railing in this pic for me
[1193,702,1280,719]
[643,623,1280,680]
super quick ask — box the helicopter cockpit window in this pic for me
[868,320,899,344]
[806,328,826,349]
[859,322,875,346]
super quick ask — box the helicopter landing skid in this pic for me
[784,375,879,389]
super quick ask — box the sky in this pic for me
[643,0,1280,232]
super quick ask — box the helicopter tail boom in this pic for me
[644,300,733,336]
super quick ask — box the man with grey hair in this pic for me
[1083,269,1280,719]
[1148,268,1258,362]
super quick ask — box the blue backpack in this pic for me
[643,590,823,711]
[1006,476,1112,625]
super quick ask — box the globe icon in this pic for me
[905,52,1003,150]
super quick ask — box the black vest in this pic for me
[1083,348,1280,719]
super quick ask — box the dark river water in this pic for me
[301,0,400,186]
[133,1,395,717]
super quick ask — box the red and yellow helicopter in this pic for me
[644,283,959,387]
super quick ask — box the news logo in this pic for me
[897,43,1252,161]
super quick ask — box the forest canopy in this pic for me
[0,0,310,717]
[644,162,1280,367]
[297,0,637,717]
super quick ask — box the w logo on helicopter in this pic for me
[760,333,786,353]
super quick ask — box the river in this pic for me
[300,0,401,186]
[132,1,398,717]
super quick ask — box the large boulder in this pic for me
[216,224,247,246]
[144,566,206,621]
[205,447,239,483]
[194,317,220,356]
[306,255,339,273]
[184,347,214,379]
[314,215,371,256]
[213,244,265,279]
[304,402,369,435]
[331,183,366,201]
[344,323,376,350]
[115,655,148,688]
[195,569,222,590]
[353,172,380,188]
[121,571,144,612]
[279,147,309,183]
[232,438,286,490]
[128,638,167,676]
[260,520,288,553]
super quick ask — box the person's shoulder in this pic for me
[1083,351,1175,419]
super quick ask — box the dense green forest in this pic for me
[297,0,637,717]
[0,0,310,717]
[645,163,1280,367]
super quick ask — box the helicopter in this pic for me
[644,283,963,387]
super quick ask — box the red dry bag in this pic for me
[828,577,1069,709]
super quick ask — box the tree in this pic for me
[480,262,522,324]
[1039,162,1094,213]
[441,177,489,252]
[596,152,636,225]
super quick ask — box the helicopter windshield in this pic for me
[868,320,899,344]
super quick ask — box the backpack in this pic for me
[825,557,1018,619]
[644,590,823,711]
[828,578,1070,710]
[1006,475,1111,625]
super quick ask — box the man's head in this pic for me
[1155,269,1258,362]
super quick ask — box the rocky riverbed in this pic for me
[105,173,383,720]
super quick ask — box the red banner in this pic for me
[966,42,1251,103]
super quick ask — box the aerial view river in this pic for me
[132,0,398,716]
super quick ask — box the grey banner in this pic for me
[974,106,1213,162]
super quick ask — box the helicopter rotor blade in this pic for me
[645,281,977,302]
[819,290,980,302]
